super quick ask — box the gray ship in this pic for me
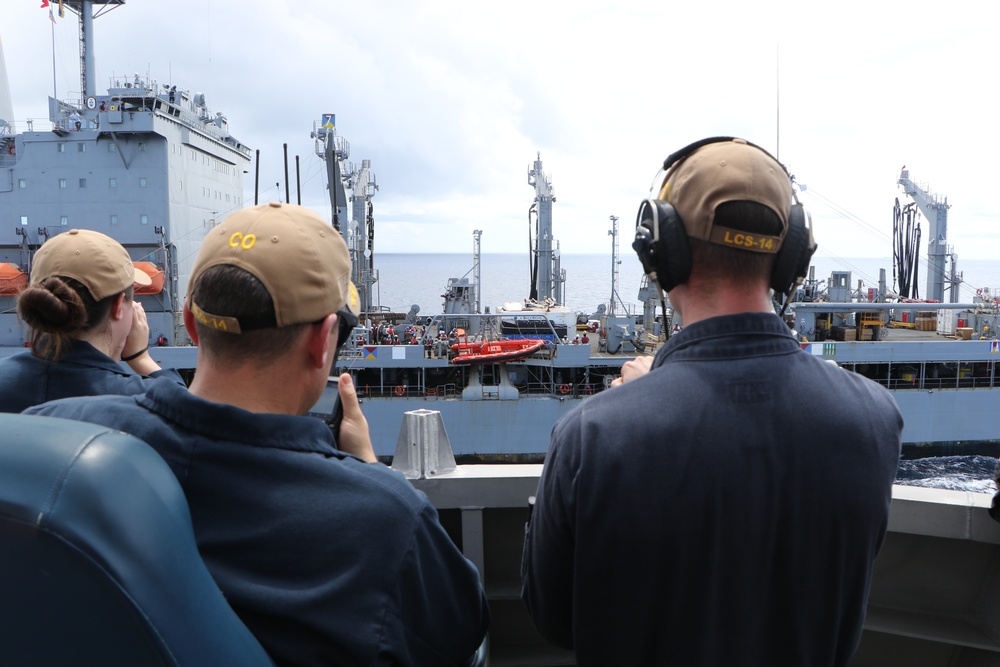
[0,0,250,349]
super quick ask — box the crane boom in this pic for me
[897,167,955,302]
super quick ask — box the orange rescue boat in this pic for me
[450,339,545,365]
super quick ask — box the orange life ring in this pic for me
[394,385,405,397]
[6,144,14,156]
[558,384,571,395]
[426,386,436,397]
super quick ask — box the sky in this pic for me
[1,1,997,262]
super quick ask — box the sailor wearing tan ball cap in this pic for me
[0,228,183,413]
[27,202,490,665]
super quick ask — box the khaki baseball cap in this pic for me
[659,138,792,253]
[30,229,152,300]
[188,202,356,333]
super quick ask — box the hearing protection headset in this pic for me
[632,136,816,297]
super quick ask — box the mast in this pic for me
[526,152,562,304]
[61,1,124,99]
[348,159,378,314]
[608,215,620,317]
[472,230,482,314]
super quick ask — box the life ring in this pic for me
[394,385,405,397]
[558,384,571,395]
[6,144,13,156]
[425,386,436,397]
[977,288,983,296]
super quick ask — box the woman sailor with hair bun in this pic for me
[0,229,183,413]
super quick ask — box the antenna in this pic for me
[775,44,780,162]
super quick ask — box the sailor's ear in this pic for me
[182,303,200,345]
[111,292,128,321]
[307,314,337,369]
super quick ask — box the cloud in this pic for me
[2,0,997,264]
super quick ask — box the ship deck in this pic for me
[411,465,1000,666]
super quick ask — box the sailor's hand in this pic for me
[122,300,151,358]
[610,356,653,387]
[121,301,163,375]
[337,373,377,463]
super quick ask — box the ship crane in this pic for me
[897,167,961,303]
[311,116,378,314]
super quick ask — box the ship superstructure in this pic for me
[0,0,250,346]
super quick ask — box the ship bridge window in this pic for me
[59,179,67,189]
[58,143,65,153]
[140,214,149,225]
[20,216,28,226]
[60,216,68,226]
[78,143,86,153]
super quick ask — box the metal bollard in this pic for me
[390,409,457,479]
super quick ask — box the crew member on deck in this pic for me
[0,229,181,413]
[522,137,903,666]
[28,203,489,666]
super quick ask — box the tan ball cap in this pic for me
[30,229,152,300]
[660,138,792,253]
[189,203,354,333]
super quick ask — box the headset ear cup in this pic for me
[770,203,817,294]
[632,202,661,284]
[633,200,692,293]
[657,207,691,293]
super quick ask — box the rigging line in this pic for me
[803,188,893,243]
[807,190,983,301]
[166,188,279,270]
[813,250,884,288]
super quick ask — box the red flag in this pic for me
[40,0,50,7]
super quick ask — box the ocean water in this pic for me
[371,253,1000,316]
[896,456,997,493]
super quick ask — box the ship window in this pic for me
[78,143,86,153]
[59,178,67,189]
[109,177,117,188]
[140,214,149,225]
[60,216,68,226]
[109,143,117,153]
[79,178,86,188]
[139,177,147,188]
[18,179,26,189]
[58,143,66,153]
[20,216,28,226]
[110,215,118,225]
